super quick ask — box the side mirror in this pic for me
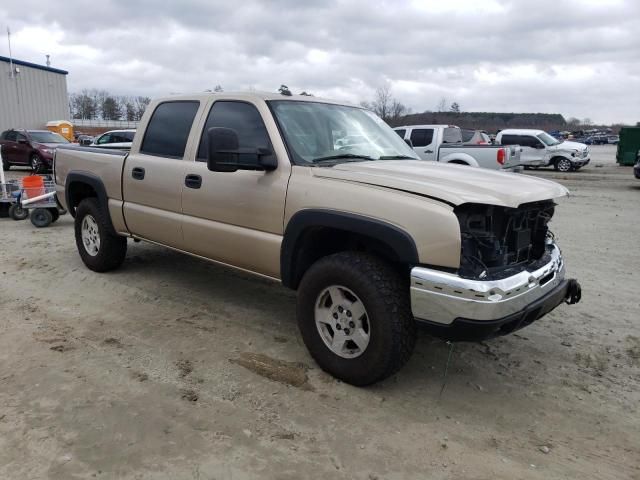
[206,127,276,172]
[17,138,29,145]
[404,138,414,148]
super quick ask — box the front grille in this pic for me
[455,201,555,280]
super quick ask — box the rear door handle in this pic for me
[185,174,202,189]
[131,167,145,180]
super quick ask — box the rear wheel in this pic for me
[48,207,60,223]
[74,198,127,272]
[30,208,53,227]
[9,203,28,220]
[2,158,10,171]
[297,252,416,386]
[554,157,573,172]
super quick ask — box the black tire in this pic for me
[297,252,416,386]
[30,154,44,173]
[48,207,60,223]
[30,208,53,227]
[9,203,28,220]
[554,157,573,172]
[2,159,10,171]
[74,198,127,272]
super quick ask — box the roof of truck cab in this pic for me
[153,91,359,106]
[498,129,546,136]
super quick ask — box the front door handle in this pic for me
[131,167,145,180]
[185,174,202,189]
[425,149,434,154]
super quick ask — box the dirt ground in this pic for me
[1,145,638,479]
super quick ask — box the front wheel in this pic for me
[74,198,127,272]
[2,159,10,171]
[554,158,573,172]
[297,252,416,386]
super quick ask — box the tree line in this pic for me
[68,90,151,121]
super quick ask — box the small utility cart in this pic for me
[1,147,65,227]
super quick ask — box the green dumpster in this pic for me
[616,127,640,165]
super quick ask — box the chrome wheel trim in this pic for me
[557,159,572,172]
[30,155,41,170]
[81,215,100,256]
[315,285,370,359]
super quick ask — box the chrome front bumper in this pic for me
[410,243,566,325]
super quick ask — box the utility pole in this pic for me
[7,27,14,79]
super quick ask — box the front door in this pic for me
[519,135,547,166]
[181,100,291,278]
[122,100,202,249]
[409,128,436,161]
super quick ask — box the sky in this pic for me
[0,0,638,124]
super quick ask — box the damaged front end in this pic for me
[455,200,556,280]
[409,200,581,341]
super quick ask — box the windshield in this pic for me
[269,101,419,165]
[29,131,69,144]
[537,132,561,146]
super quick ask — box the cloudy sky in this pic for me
[1,0,638,124]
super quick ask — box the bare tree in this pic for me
[362,84,408,123]
[450,102,460,113]
[436,97,447,112]
[214,85,223,92]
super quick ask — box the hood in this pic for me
[553,141,587,152]
[312,160,568,208]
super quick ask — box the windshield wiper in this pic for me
[378,155,416,160]
[311,154,374,163]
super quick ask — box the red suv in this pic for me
[1,129,70,172]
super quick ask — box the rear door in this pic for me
[2,131,30,164]
[409,128,436,161]
[122,100,203,249]
[501,134,545,166]
[180,99,290,278]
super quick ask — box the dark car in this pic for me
[1,129,70,172]
[634,153,640,179]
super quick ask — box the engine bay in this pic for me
[455,200,556,280]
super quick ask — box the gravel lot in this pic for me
[1,144,638,479]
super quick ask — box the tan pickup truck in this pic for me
[54,92,581,386]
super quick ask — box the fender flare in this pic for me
[65,171,116,234]
[280,209,419,288]
[439,152,479,167]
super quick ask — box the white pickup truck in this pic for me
[496,129,590,172]
[394,124,521,171]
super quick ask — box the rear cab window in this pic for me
[410,129,434,147]
[394,129,406,139]
[141,101,200,158]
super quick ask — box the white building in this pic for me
[0,55,69,133]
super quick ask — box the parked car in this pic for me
[76,135,94,146]
[607,135,619,145]
[394,125,520,170]
[461,129,490,145]
[1,129,70,172]
[91,129,136,150]
[634,153,640,179]
[55,92,582,386]
[496,129,590,172]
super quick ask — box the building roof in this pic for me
[0,55,68,75]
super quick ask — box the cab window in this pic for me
[409,129,434,147]
[141,101,200,158]
[197,101,273,163]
